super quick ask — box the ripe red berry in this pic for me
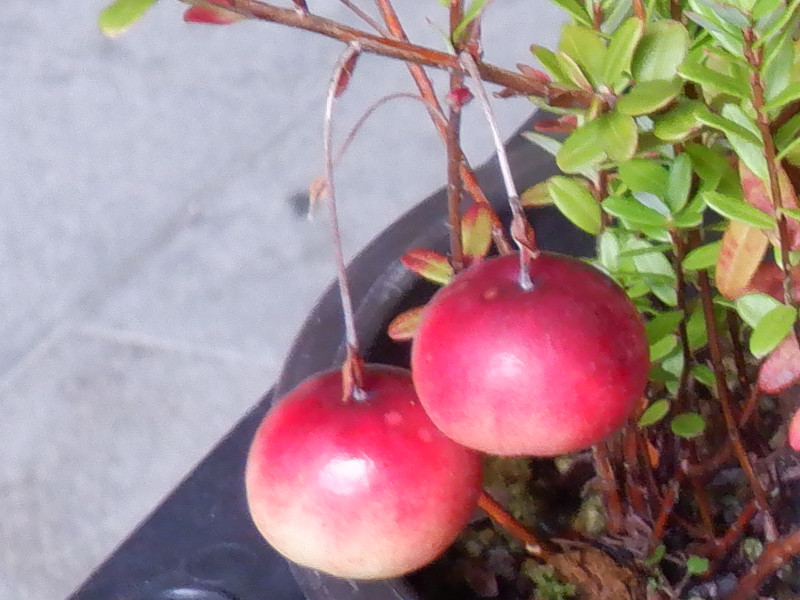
[411,252,649,457]
[245,364,483,579]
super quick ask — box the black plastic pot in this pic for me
[67,112,592,600]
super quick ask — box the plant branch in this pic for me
[224,0,583,101]
[592,443,625,534]
[729,527,800,600]
[371,0,512,254]
[478,490,553,559]
[446,0,465,272]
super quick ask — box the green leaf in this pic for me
[695,107,762,149]
[400,249,454,285]
[549,0,593,26]
[721,104,769,182]
[763,33,794,103]
[653,100,705,142]
[646,544,667,566]
[618,159,669,198]
[686,555,710,575]
[556,51,594,90]
[687,307,709,350]
[703,191,776,229]
[531,46,572,86]
[522,131,562,158]
[548,176,603,235]
[453,0,491,42]
[626,238,678,305]
[671,412,707,438]
[735,292,783,328]
[679,56,751,99]
[616,78,683,116]
[775,112,800,152]
[692,364,716,387]
[666,154,693,213]
[684,10,744,56]
[765,81,800,113]
[560,24,607,87]
[598,229,621,272]
[683,241,722,271]
[639,399,671,427]
[750,304,797,357]
[632,20,690,82]
[597,111,638,162]
[646,310,684,343]
[556,120,606,174]
[650,334,678,361]
[601,17,644,90]
[521,181,553,207]
[98,0,157,37]
[604,195,668,227]
[694,0,751,28]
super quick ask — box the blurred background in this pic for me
[0,1,565,598]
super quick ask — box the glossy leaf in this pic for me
[758,333,800,393]
[400,249,454,285]
[739,161,800,249]
[522,131,562,157]
[616,78,683,116]
[684,142,734,192]
[683,241,722,271]
[645,310,684,344]
[763,33,794,103]
[603,195,668,228]
[184,4,243,24]
[548,176,602,235]
[766,81,800,114]
[601,17,644,89]
[521,181,553,207]
[556,120,605,174]
[597,229,621,272]
[716,220,770,299]
[686,556,710,576]
[461,204,493,259]
[684,10,744,56]
[736,292,783,327]
[627,238,677,305]
[549,0,593,26]
[618,159,668,198]
[679,56,751,99]
[556,51,594,91]
[703,191,776,229]
[597,111,638,162]
[720,104,769,183]
[531,46,572,86]
[387,306,424,341]
[650,334,678,361]
[692,364,716,387]
[639,399,670,427]
[632,20,690,82]
[666,154,693,213]
[671,412,707,438]
[750,304,797,357]
[99,0,157,37]
[559,24,607,87]
[653,100,705,142]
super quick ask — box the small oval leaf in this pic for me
[597,111,638,162]
[602,17,645,89]
[683,241,722,271]
[758,333,800,393]
[400,249,454,285]
[632,20,690,82]
[671,412,706,438]
[750,304,797,358]
[99,0,157,37]
[387,306,424,341]
[461,204,493,259]
[735,292,783,328]
[548,176,602,235]
[556,120,605,173]
[703,191,777,229]
[716,220,770,299]
[616,78,683,116]
[639,399,671,427]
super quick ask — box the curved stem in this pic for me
[459,51,538,288]
[323,44,366,401]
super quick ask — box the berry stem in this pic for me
[458,51,538,289]
[323,44,367,401]
[478,490,553,559]
[445,0,466,272]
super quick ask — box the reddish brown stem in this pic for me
[591,443,625,534]
[696,269,774,528]
[371,0,512,254]
[652,480,680,543]
[729,527,800,600]
[669,230,694,408]
[726,309,750,392]
[739,385,761,428]
[478,490,552,559]
[632,0,646,20]
[703,499,758,561]
[688,445,716,536]
[445,0,465,272]
[225,0,583,101]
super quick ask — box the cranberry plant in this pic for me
[100,0,800,597]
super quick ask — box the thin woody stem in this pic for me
[459,51,538,288]
[223,0,580,101]
[446,0,466,272]
[371,0,512,254]
[478,490,553,559]
[323,45,366,401]
[729,527,800,600]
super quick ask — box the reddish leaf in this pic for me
[387,306,424,342]
[183,2,242,24]
[758,333,800,394]
[400,249,453,285]
[461,203,493,259]
[716,219,769,300]
[534,114,577,134]
[739,161,800,250]
[308,176,328,215]
[516,63,551,84]
[790,407,800,451]
[745,261,784,300]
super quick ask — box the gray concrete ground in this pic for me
[0,1,565,598]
